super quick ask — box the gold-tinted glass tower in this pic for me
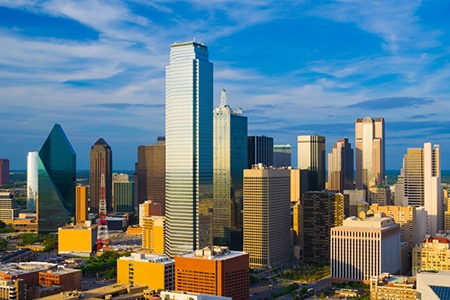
[75,186,88,223]
[89,137,112,212]
[355,117,385,190]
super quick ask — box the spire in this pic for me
[220,89,227,107]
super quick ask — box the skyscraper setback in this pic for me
[355,117,385,189]
[165,41,213,257]
[90,137,112,212]
[328,138,354,193]
[213,89,247,249]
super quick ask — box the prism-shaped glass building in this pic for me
[38,124,76,233]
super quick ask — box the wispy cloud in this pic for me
[346,97,434,110]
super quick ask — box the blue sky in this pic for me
[1,0,450,170]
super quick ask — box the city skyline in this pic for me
[1,1,450,170]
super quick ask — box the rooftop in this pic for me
[177,246,248,261]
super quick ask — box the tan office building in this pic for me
[328,138,354,193]
[369,204,426,251]
[355,117,385,190]
[243,167,291,268]
[400,143,441,235]
[368,185,390,206]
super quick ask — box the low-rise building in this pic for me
[0,278,25,300]
[412,236,450,275]
[370,273,416,300]
[175,246,249,300]
[39,267,82,291]
[117,253,174,291]
[159,291,231,300]
[58,222,98,257]
[416,270,450,299]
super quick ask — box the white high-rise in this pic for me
[165,42,213,257]
[401,143,441,235]
[27,151,38,212]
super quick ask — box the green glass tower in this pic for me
[213,89,247,249]
[38,124,76,233]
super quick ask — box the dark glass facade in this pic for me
[90,137,112,212]
[38,124,76,233]
[137,137,165,213]
[113,181,135,213]
[247,136,274,169]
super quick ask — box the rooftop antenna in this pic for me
[220,89,227,107]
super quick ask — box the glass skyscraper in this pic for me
[165,42,213,257]
[90,137,112,212]
[297,135,326,191]
[27,151,38,212]
[213,89,247,249]
[38,124,76,233]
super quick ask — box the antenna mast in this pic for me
[96,159,109,251]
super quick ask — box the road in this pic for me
[250,276,332,300]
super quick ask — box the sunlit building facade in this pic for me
[37,124,76,233]
[328,138,353,193]
[165,41,213,257]
[331,216,400,283]
[75,186,88,223]
[355,117,385,190]
[212,89,247,249]
[400,143,442,235]
[412,236,450,276]
[26,152,38,212]
[243,167,291,269]
[297,135,325,191]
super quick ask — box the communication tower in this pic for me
[96,159,109,250]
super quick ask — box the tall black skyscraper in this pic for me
[247,136,274,169]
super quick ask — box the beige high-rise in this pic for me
[400,143,441,235]
[243,167,291,268]
[355,117,385,190]
[328,138,354,193]
[369,204,425,251]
